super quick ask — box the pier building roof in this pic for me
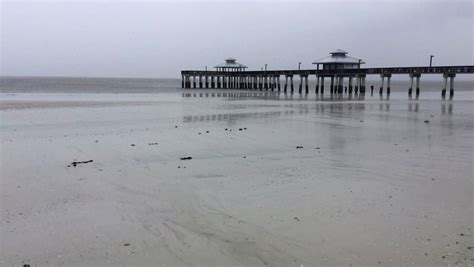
[313,49,365,65]
[214,58,248,69]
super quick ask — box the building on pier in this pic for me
[214,58,247,72]
[312,49,364,70]
[312,49,366,94]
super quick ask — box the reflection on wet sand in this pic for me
[182,91,368,101]
[441,103,453,115]
[183,102,373,123]
[408,102,419,112]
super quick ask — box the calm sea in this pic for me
[0,76,472,94]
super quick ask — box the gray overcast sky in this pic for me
[1,0,473,78]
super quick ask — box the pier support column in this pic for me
[259,76,263,90]
[330,76,334,94]
[408,74,414,97]
[338,76,344,94]
[193,76,196,88]
[284,76,288,93]
[290,76,294,93]
[304,75,309,94]
[217,76,221,88]
[315,75,320,94]
[298,76,303,94]
[442,75,447,99]
[199,76,202,88]
[205,76,209,88]
[320,77,324,94]
[211,76,215,88]
[355,76,360,93]
[277,76,281,91]
[415,75,421,98]
[181,75,184,88]
[386,74,391,95]
[449,74,455,100]
[348,77,353,94]
[223,76,227,89]
[379,75,384,95]
[254,76,258,89]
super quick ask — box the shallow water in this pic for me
[0,78,473,266]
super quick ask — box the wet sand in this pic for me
[1,90,473,266]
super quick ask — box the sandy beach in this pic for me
[1,84,473,266]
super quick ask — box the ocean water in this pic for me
[0,76,473,94]
[0,76,473,266]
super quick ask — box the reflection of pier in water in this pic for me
[182,91,279,100]
[183,101,454,124]
[182,91,367,101]
[182,102,368,123]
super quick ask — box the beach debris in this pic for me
[178,166,181,168]
[68,160,93,167]
[294,216,300,222]
[148,142,158,145]
[23,264,31,267]
[296,146,303,149]
[175,125,178,128]
[225,128,228,131]
[206,131,210,133]
[243,156,246,159]
[130,144,136,147]
[244,128,247,130]
[180,157,192,160]
[123,243,130,247]
[239,128,243,131]
[316,147,320,149]
[424,120,430,123]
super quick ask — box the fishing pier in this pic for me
[181,50,473,99]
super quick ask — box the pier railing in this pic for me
[182,65,474,76]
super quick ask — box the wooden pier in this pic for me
[180,50,474,99]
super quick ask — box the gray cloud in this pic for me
[1,0,473,78]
